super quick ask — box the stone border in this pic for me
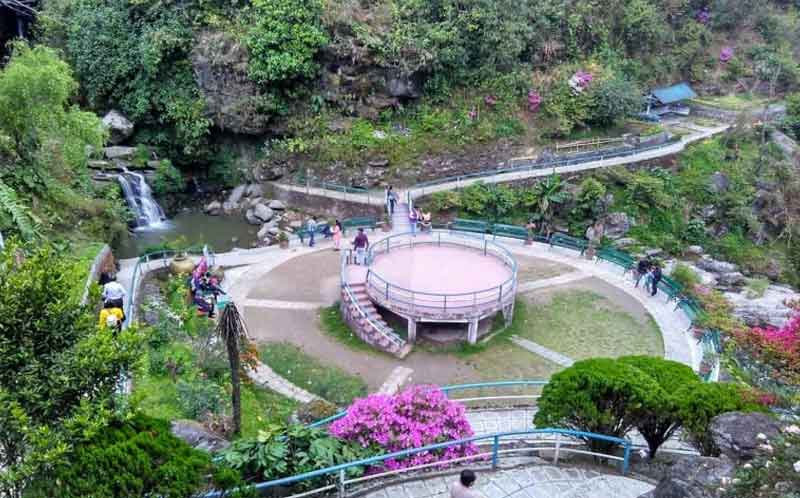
[80,244,111,306]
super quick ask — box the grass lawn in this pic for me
[259,341,368,406]
[133,372,297,439]
[690,94,771,111]
[517,290,663,360]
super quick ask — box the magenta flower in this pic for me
[720,47,734,63]
[484,95,498,107]
[329,385,479,471]
[527,90,542,113]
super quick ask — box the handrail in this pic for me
[306,380,548,429]
[339,249,405,349]
[407,137,683,199]
[363,231,517,316]
[202,427,632,498]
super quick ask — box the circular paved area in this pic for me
[361,466,653,498]
[371,245,512,294]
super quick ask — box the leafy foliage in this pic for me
[25,414,210,498]
[725,429,800,498]
[247,0,328,85]
[219,423,370,486]
[0,242,144,495]
[151,160,185,197]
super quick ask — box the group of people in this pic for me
[634,257,663,297]
[99,273,126,332]
[409,207,432,234]
[189,256,225,318]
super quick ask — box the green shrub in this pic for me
[246,0,327,85]
[670,263,700,290]
[176,379,225,419]
[726,431,800,498]
[218,423,370,486]
[533,358,661,452]
[152,159,185,197]
[676,382,763,456]
[26,414,210,498]
[618,356,700,459]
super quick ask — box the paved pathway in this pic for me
[510,337,575,368]
[361,466,653,498]
[271,123,729,205]
[516,272,588,294]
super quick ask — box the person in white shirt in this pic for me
[102,277,127,309]
[450,470,484,498]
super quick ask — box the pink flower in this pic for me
[720,47,734,63]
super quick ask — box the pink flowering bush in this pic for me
[329,385,479,470]
[527,90,542,113]
[735,312,800,383]
[720,46,734,63]
[574,71,593,89]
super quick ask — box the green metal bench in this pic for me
[451,218,490,234]
[675,297,706,327]
[296,224,330,245]
[550,233,588,255]
[656,275,683,302]
[341,216,377,234]
[596,247,635,273]
[492,223,528,241]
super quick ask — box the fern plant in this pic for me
[0,180,39,240]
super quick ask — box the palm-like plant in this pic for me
[215,302,249,436]
[524,173,570,233]
[0,180,39,241]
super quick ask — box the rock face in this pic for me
[725,284,800,327]
[103,146,136,160]
[696,257,738,274]
[191,31,271,134]
[170,420,230,453]
[599,212,632,239]
[708,172,730,193]
[227,185,247,205]
[648,456,736,498]
[101,110,134,144]
[245,208,260,225]
[268,199,286,210]
[710,412,782,462]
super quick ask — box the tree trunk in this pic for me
[226,331,241,436]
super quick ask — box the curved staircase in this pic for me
[341,279,411,358]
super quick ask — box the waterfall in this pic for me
[117,169,167,229]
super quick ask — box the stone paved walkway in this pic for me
[510,337,575,367]
[361,466,653,498]
[516,272,588,294]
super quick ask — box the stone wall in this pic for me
[80,244,113,306]
[268,186,385,220]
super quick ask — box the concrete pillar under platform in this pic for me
[407,319,417,343]
[502,301,515,326]
[467,318,479,344]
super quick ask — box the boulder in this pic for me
[245,208,261,225]
[717,272,746,288]
[289,220,303,229]
[245,183,264,198]
[170,420,230,453]
[268,227,280,236]
[368,159,390,168]
[257,224,271,239]
[599,212,632,239]
[686,246,704,256]
[724,284,800,327]
[700,205,717,220]
[222,201,239,215]
[645,248,663,258]
[268,199,286,210]
[204,201,222,216]
[387,74,420,98]
[103,146,136,160]
[696,257,738,274]
[254,161,288,181]
[688,264,719,287]
[101,110,134,144]
[710,412,782,462]
[253,204,274,223]
[708,172,730,194]
[648,455,736,498]
[227,185,247,205]
[613,237,637,249]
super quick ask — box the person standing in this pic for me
[651,263,663,297]
[102,276,127,309]
[307,217,317,247]
[352,228,370,265]
[450,470,484,498]
[332,219,343,251]
[387,185,397,215]
[634,258,651,288]
[409,207,418,236]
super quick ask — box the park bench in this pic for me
[656,275,683,302]
[450,218,490,234]
[549,233,588,255]
[341,216,377,234]
[296,224,331,245]
[675,297,707,328]
[596,247,635,273]
[492,223,528,241]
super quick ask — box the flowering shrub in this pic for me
[329,385,478,470]
[735,312,800,383]
[527,90,542,113]
[696,7,710,24]
[720,46,734,63]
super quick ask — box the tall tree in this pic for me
[215,303,249,436]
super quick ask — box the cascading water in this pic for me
[117,168,167,229]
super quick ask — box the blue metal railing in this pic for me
[202,427,632,498]
[307,380,548,429]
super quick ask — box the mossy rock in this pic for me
[294,399,339,425]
